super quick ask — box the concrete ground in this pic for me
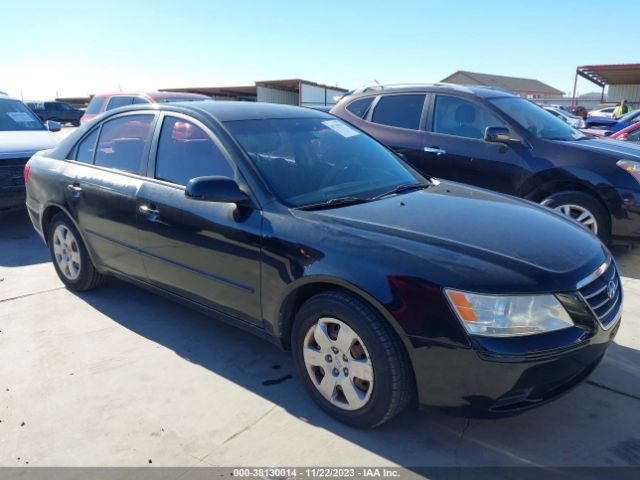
[0,210,639,469]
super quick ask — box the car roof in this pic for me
[172,100,332,121]
[343,83,518,100]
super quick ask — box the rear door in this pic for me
[364,93,428,166]
[422,94,530,195]
[136,113,262,325]
[65,112,157,281]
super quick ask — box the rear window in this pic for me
[346,97,374,118]
[85,97,106,115]
[371,94,425,130]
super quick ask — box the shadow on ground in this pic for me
[0,210,50,267]
[70,279,640,470]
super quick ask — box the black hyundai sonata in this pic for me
[25,101,622,427]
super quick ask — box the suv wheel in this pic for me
[541,191,610,243]
[291,291,413,428]
[48,213,104,291]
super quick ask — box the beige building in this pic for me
[441,70,564,99]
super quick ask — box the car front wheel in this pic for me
[292,291,413,428]
[541,191,610,243]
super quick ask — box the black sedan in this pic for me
[25,101,622,427]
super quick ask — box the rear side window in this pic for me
[155,116,233,186]
[432,95,506,140]
[106,96,134,111]
[132,97,150,104]
[371,94,425,130]
[74,128,99,163]
[94,115,154,173]
[346,97,374,118]
[85,97,106,115]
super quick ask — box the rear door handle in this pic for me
[138,204,160,220]
[424,147,447,155]
[67,183,82,198]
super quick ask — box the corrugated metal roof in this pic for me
[441,71,564,95]
[577,64,640,87]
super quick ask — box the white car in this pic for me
[543,106,586,129]
[1,94,61,211]
[588,107,615,118]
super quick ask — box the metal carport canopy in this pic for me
[576,63,640,87]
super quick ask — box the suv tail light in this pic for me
[24,161,31,184]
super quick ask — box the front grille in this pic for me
[578,260,622,329]
[0,157,29,192]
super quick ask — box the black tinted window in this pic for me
[85,97,105,115]
[94,115,154,172]
[346,97,374,118]
[371,94,425,129]
[106,96,134,110]
[433,95,506,140]
[155,117,233,185]
[74,128,99,163]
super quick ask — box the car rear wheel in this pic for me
[48,213,104,291]
[541,191,610,243]
[291,290,413,428]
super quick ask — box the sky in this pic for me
[1,0,638,100]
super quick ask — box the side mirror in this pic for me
[484,126,519,145]
[185,176,251,206]
[46,120,61,132]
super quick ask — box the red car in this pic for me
[80,91,210,125]
[610,121,640,143]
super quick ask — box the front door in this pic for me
[136,114,262,325]
[422,94,530,195]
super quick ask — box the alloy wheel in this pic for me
[541,201,598,234]
[302,317,374,411]
[52,224,81,281]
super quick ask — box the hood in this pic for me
[566,137,640,160]
[302,182,606,291]
[0,130,60,159]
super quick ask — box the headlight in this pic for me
[444,289,574,337]
[617,160,640,184]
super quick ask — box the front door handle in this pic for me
[424,146,447,155]
[139,204,160,221]
[67,183,82,198]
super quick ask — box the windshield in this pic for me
[0,99,45,131]
[224,117,423,207]
[619,109,640,123]
[491,97,586,141]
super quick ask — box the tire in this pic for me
[48,213,104,291]
[291,290,414,428]
[541,190,610,243]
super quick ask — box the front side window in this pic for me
[106,96,134,111]
[94,115,154,172]
[155,116,233,185]
[626,128,640,143]
[491,97,586,141]
[433,95,506,140]
[346,97,374,118]
[0,99,45,131]
[371,94,425,130]
[132,97,150,105]
[224,117,421,207]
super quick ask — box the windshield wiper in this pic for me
[370,182,430,201]
[297,196,371,211]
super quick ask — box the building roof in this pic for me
[160,85,257,97]
[255,79,348,92]
[576,64,640,87]
[441,70,564,95]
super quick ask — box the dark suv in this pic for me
[26,101,84,126]
[331,84,640,243]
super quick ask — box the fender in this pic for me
[521,166,617,205]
